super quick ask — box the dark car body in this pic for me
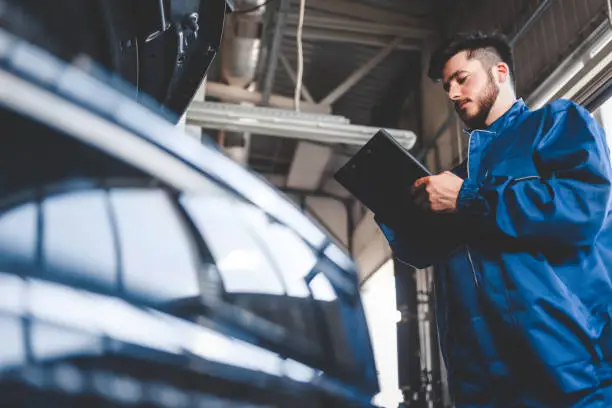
[0,1,379,406]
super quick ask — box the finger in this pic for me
[411,177,429,193]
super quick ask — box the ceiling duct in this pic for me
[217,0,268,165]
[220,0,267,87]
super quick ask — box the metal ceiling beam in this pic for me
[319,36,404,106]
[279,54,315,103]
[204,81,331,113]
[285,14,431,38]
[508,0,553,48]
[261,0,290,105]
[302,0,433,27]
[284,28,421,50]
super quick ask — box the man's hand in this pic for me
[411,171,464,213]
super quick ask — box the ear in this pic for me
[494,62,510,83]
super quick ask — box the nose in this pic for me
[448,81,461,101]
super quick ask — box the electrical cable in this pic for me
[294,0,306,111]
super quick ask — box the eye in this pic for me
[457,75,469,84]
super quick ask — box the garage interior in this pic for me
[182,0,612,406]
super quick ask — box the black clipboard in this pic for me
[334,129,464,267]
[334,129,461,244]
[334,129,431,221]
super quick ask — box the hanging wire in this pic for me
[294,0,306,111]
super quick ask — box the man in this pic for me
[379,32,612,406]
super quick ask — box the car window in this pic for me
[43,190,117,290]
[0,314,25,369]
[0,201,37,266]
[181,193,327,356]
[0,104,209,305]
[110,188,201,303]
[180,194,285,296]
[230,202,315,298]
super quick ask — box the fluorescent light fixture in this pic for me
[187,101,417,149]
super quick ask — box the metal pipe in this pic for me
[261,0,290,105]
[203,81,331,113]
[220,0,268,88]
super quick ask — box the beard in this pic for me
[455,71,499,129]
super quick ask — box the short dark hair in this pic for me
[428,31,514,82]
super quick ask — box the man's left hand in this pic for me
[412,171,464,213]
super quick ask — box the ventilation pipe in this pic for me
[220,0,267,87]
[218,0,268,165]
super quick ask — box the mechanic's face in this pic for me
[442,51,499,129]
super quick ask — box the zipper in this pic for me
[466,248,480,288]
[514,175,540,182]
[464,129,481,289]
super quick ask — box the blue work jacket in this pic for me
[380,99,612,407]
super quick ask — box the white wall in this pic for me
[305,196,348,247]
[352,211,392,282]
[595,96,612,158]
[361,259,402,408]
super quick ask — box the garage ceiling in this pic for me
[203,0,429,175]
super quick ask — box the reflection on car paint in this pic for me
[43,190,117,289]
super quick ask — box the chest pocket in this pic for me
[484,155,539,180]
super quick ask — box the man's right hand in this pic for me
[411,171,464,213]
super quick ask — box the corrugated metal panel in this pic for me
[275,38,417,124]
[289,0,432,17]
[448,0,607,96]
[357,0,432,16]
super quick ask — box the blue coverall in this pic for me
[380,99,612,406]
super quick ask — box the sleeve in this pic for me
[375,220,443,269]
[451,159,468,179]
[457,103,612,247]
